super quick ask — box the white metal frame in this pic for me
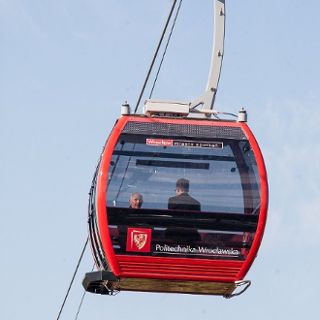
[190,0,225,111]
[144,0,226,118]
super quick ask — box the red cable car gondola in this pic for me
[83,110,268,297]
[83,0,268,298]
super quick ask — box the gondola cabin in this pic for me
[83,102,268,298]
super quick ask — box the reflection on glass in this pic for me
[107,134,260,214]
[106,131,260,260]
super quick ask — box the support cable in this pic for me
[74,264,95,320]
[56,237,89,320]
[74,291,86,320]
[149,0,183,99]
[134,0,178,114]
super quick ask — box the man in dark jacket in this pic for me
[168,178,201,211]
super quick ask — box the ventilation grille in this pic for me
[123,121,246,140]
[117,256,242,281]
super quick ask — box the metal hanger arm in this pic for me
[190,0,225,111]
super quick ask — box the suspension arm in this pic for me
[190,0,225,111]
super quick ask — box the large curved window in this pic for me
[107,134,260,214]
[106,131,261,260]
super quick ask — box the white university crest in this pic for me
[132,232,148,250]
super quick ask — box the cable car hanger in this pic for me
[83,0,268,299]
[191,0,225,112]
[129,0,243,121]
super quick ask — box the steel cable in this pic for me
[134,0,178,113]
[149,0,183,99]
[74,264,95,320]
[56,237,89,320]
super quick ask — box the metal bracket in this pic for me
[223,280,251,299]
[82,270,119,295]
[190,0,225,111]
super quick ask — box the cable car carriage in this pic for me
[83,0,268,298]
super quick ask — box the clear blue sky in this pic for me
[1,0,319,319]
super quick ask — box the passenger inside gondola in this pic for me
[168,178,201,211]
[129,192,143,209]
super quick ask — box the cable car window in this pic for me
[107,133,260,214]
[106,130,261,260]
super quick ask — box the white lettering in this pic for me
[154,244,240,257]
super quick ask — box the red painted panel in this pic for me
[237,123,268,279]
[126,228,152,253]
[117,255,242,282]
[96,116,129,276]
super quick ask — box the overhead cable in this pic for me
[149,0,183,99]
[134,0,178,113]
[56,237,89,320]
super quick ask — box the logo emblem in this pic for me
[126,228,152,252]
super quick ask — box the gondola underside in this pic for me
[83,270,240,297]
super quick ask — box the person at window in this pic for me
[168,178,201,211]
[129,192,143,209]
